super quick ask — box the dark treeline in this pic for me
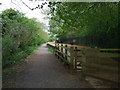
[48,2,119,48]
[1,9,48,68]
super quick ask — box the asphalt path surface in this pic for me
[3,44,93,88]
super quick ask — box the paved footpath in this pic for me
[3,44,93,88]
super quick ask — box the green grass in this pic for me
[48,46,55,54]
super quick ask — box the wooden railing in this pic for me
[47,42,120,87]
[55,43,76,71]
[82,48,120,87]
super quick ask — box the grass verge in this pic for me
[48,46,55,54]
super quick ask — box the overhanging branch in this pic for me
[20,0,47,10]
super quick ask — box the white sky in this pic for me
[0,0,119,31]
[0,0,50,31]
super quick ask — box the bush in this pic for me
[1,9,48,68]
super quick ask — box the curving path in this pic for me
[3,44,93,88]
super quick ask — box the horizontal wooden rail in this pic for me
[47,42,120,87]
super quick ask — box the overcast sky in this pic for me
[0,0,50,31]
[0,0,119,31]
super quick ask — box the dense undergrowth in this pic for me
[1,9,48,68]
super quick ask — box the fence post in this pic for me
[55,42,57,56]
[81,49,86,80]
[74,47,77,71]
[58,43,59,59]
[69,46,75,73]
[61,44,63,61]
[65,45,68,62]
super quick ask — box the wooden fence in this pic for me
[82,48,120,87]
[53,42,91,72]
[47,42,120,87]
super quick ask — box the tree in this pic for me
[1,9,48,67]
[48,2,119,48]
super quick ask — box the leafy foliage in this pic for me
[48,2,119,48]
[1,9,48,68]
